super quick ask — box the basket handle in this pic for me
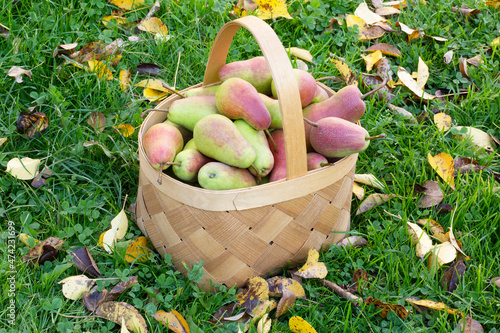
[203,16,307,180]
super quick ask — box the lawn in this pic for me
[0,0,499,332]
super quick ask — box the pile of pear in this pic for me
[143,56,384,190]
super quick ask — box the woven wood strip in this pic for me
[229,205,273,228]
[226,230,270,266]
[273,193,314,219]
[252,244,294,276]
[204,213,249,248]
[312,204,342,235]
[135,186,149,236]
[184,228,226,262]
[294,194,330,230]
[316,178,344,202]
[222,265,256,289]
[203,252,249,282]
[272,220,311,254]
[332,172,355,209]
[290,230,329,265]
[142,183,167,217]
[252,208,293,243]
[142,219,168,256]
[164,205,202,240]
[151,213,182,248]
[330,209,350,245]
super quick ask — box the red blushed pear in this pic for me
[143,122,184,184]
[215,77,271,131]
[267,129,287,182]
[310,85,329,104]
[218,56,273,95]
[271,68,316,108]
[306,117,386,158]
[307,152,329,170]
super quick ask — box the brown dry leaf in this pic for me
[359,26,386,41]
[375,7,400,16]
[83,288,109,312]
[108,0,144,11]
[452,6,480,18]
[397,67,435,100]
[441,258,466,293]
[416,219,449,242]
[407,222,433,259]
[355,193,397,215]
[58,275,96,300]
[275,288,296,319]
[17,111,49,138]
[347,269,370,293]
[255,0,292,20]
[375,57,391,80]
[428,152,455,189]
[53,42,78,57]
[365,297,408,319]
[289,316,317,333]
[459,58,473,83]
[114,124,135,137]
[22,236,65,265]
[330,58,358,86]
[361,50,382,71]
[267,276,305,298]
[396,22,423,42]
[70,40,106,64]
[417,57,429,89]
[153,309,189,333]
[467,55,483,67]
[444,50,454,65]
[119,69,131,91]
[88,60,113,81]
[387,104,417,123]
[457,316,484,333]
[434,112,452,132]
[428,241,457,270]
[125,236,152,262]
[71,247,101,278]
[95,301,148,333]
[453,157,486,175]
[405,298,463,317]
[108,276,139,301]
[8,66,32,83]
[354,174,385,190]
[295,248,328,279]
[354,2,386,24]
[491,277,500,288]
[237,276,270,314]
[288,47,313,63]
[88,112,106,132]
[373,21,396,32]
[352,182,365,200]
[333,236,367,249]
[363,43,401,57]
[417,180,444,208]
[136,63,162,76]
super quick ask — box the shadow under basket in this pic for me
[134,16,358,292]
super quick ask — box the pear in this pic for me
[259,93,282,129]
[218,56,273,95]
[183,138,197,150]
[234,119,274,179]
[271,68,316,107]
[307,152,329,170]
[184,84,220,98]
[172,149,213,182]
[215,77,271,131]
[310,85,329,104]
[307,117,386,158]
[163,119,192,144]
[193,114,256,169]
[198,162,257,190]
[268,129,287,182]
[143,122,184,184]
[168,95,219,131]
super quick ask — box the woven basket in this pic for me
[135,16,357,291]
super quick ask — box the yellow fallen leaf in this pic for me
[416,57,429,89]
[114,124,135,137]
[88,60,113,81]
[95,301,148,333]
[346,14,368,32]
[102,15,127,28]
[407,222,433,259]
[397,67,435,100]
[138,17,168,36]
[135,78,171,91]
[108,0,144,11]
[416,219,449,243]
[6,157,41,180]
[255,0,292,20]
[451,126,496,154]
[289,316,317,333]
[119,69,130,91]
[434,113,452,132]
[58,275,96,300]
[19,233,40,247]
[363,43,401,57]
[125,236,152,263]
[143,88,169,102]
[153,309,189,333]
[103,209,128,253]
[295,248,328,279]
[330,58,358,86]
[427,152,455,189]
[354,2,386,24]
[405,298,463,317]
[352,182,365,200]
[361,50,383,71]
[0,137,6,147]
[492,37,500,46]
[288,47,313,63]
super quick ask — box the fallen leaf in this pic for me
[428,152,455,189]
[416,219,449,242]
[114,124,135,137]
[143,88,169,102]
[288,47,313,63]
[88,60,113,81]
[6,157,41,180]
[345,14,368,32]
[434,112,452,131]
[359,26,386,41]
[444,50,453,65]
[0,22,10,38]
[58,275,96,300]
[330,58,358,86]
[153,309,189,333]
[405,298,463,317]
[30,167,53,189]
[354,2,386,24]
[451,126,496,154]
[95,301,148,333]
[355,193,397,215]
[102,208,128,253]
[136,63,162,76]
[102,15,127,28]
[108,0,145,11]
[333,236,367,249]
[354,174,385,190]
[416,57,429,89]
[119,69,131,91]
[491,277,500,288]
[441,258,466,292]
[8,66,32,83]
[435,203,454,214]
[448,209,470,259]
[452,6,480,18]
[289,316,317,333]
[365,296,408,319]
[428,241,457,269]
[71,247,101,278]
[467,55,482,67]
[267,276,305,298]
[19,233,40,248]
[363,43,401,57]
[407,222,433,259]
[22,236,65,265]
[492,37,500,46]
[83,141,115,159]
[212,303,238,323]
[361,50,383,71]
[375,7,400,16]
[138,17,168,37]
[53,42,78,57]
[125,236,152,262]
[457,316,484,333]
[397,67,435,100]
[0,137,6,147]
[459,58,473,83]
[347,269,370,293]
[295,249,328,279]
[352,182,365,200]
[255,0,292,20]
[237,276,269,314]
[256,313,272,333]
[17,111,49,138]
[88,112,106,132]
[387,104,417,123]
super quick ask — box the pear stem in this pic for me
[157,163,164,185]
[303,117,319,127]
[161,82,186,99]
[250,164,262,184]
[366,133,387,141]
[141,108,168,118]
[265,129,277,153]
[361,78,389,100]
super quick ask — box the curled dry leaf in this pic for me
[125,236,152,262]
[237,276,269,314]
[289,316,317,333]
[387,104,417,124]
[459,58,473,84]
[365,296,408,319]
[95,301,148,333]
[416,219,449,242]
[6,157,41,180]
[71,247,101,278]
[0,137,6,147]
[288,47,313,63]
[407,222,433,259]
[17,111,49,138]
[454,157,488,174]
[267,276,305,298]
[53,42,78,57]
[136,63,162,76]
[361,50,382,71]
[153,309,189,333]
[352,182,365,200]
[22,236,65,265]
[452,6,480,18]
[330,58,358,86]
[295,248,328,279]
[441,258,466,293]
[434,112,452,132]
[334,236,367,249]
[417,57,429,89]
[444,50,453,65]
[405,298,463,317]
[31,167,53,189]
[354,2,386,24]
[355,193,397,215]
[449,209,470,259]
[354,174,384,190]
[88,112,106,132]
[428,152,455,189]
[451,126,496,154]
[397,67,435,100]
[58,275,96,300]
[457,316,484,333]
[363,43,401,57]
[375,7,400,16]
[275,289,296,319]
[428,241,457,270]
[8,66,32,83]
[83,141,115,159]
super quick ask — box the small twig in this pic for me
[302,297,324,307]
[58,314,92,319]
[161,82,185,99]
[141,0,161,22]
[383,209,402,220]
[140,108,168,118]
[319,280,363,306]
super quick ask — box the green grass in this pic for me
[1,0,499,332]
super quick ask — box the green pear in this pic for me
[234,119,274,178]
[307,152,329,170]
[172,149,213,182]
[271,68,316,107]
[183,138,197,150]
[193,114,256,169]
[168,95,219,131]
[307,117,386,158]
[218,56,273,95]
[268,129,287,182]
[163,119,192,144]
[215,77,271,131]
[198,162,257,190]
[259,93,282,129]
[184,84,220,98]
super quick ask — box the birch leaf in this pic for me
[427,153,455,189]
[114,124,135,137]
[416,219,449,242]
[417,180,444,208]
[345,14,368,32]
[407,222,433,259]
[375,7,400,16]
[6,157,41,180]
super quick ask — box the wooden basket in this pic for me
[135,16,357,291]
